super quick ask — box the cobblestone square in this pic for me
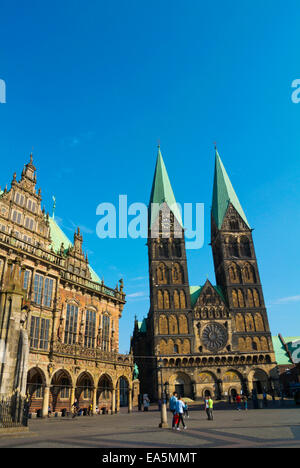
[0,403,300,448]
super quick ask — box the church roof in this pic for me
[212,148,250,229]
[137,318,147,333]
[149,147,183,228]
[190,284,226,307]
[48,216,101,284]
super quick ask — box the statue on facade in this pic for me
[133,363,139,380]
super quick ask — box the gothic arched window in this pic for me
[157,263,167,284]
[158,290,163,309]
[240,237,251,258]
[228,236,239,258]
[238,289,245,307]
[174,290,180,309]
[172,263,183,284]
[180,290,186,308]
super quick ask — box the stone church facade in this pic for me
[131,147,279,401]
[0,153,138,417]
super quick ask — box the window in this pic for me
[64,304,78,345]
[43,277,53,307]
[23,270,30,290]
[29,316,50,350]
[33,274,54,307]
[12,210,22,224]
[83,378,92,399]
[84,310,96,348]
[60,378,70,398]
[25,217,35,231]
[102,315,110,351]
[27,199,33,211]
[23,234,32,244]
[33,274,43,305]
[15,192,25,206]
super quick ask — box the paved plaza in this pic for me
[0,401,300,448]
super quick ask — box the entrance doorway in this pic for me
[119,377,128,407]
[175,384,184,397]
[253,380,263,395]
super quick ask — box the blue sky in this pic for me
[0,0,299,353]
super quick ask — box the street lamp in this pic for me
[158,358,168,428]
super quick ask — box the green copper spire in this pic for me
[149,146,183,227]
[212,148,250,229]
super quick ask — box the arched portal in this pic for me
[26,367,46,414]
[76,372,94,412]
[118,377,129,407]
[169,372,192,398]
[97,374,113,413]
[50,369,73,412]
[249,368,269,395]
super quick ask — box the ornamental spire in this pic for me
[148,145,183,228]
[212,147,250,229]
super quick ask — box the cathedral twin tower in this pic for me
[131,146,278,401]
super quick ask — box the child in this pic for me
[183,402,189,418]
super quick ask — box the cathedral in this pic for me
[0,153,138,418]
[131,146,279,401]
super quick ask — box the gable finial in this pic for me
[52,195,56,218]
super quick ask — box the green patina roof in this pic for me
[212,149,250,229]
[272,336,300,365]
[149,147,183,227]
[190,285,203,308]
[190,284,226,308]
[48,216,101,284]
[138,318,147,333]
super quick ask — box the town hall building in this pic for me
[0,153,138,418]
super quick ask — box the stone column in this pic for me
[70,385,75,408]
[128,387,133,413]
[111,387,116,414]
[116,384,120,413]
[92,387,97,414]
[42,385,50,418]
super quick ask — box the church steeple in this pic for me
[149,146,183,228]
[212,148,250,230]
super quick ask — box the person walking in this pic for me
[72,399,79,418]
[204,397,209,420]
[169,392,178,429]
[242,394,248,411]
[88,403,93,416]
[143,394,150,411]
[183,401,189,418]
[175,396,187,431]
[236,393,242,410]
[207,396,214,420]
[158,399,162,411]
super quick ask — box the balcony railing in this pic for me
[0,232,124,301]
[52,341,133,365]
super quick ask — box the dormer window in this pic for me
[12,210,22,224]
[27,199,36,213]
[15,192,25,206]
[25,216,35,231]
